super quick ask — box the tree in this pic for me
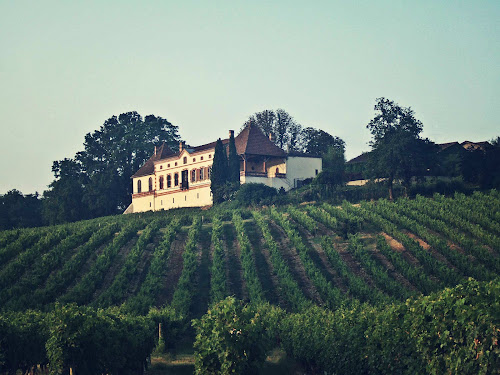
[366,98,437,200]
[43,112,180,222]
[211,139,228,204]
[0,190,44,230]
[227,131,240,185]
[42,158,88,224]
[243,109,303,151]
[301,127,345,157]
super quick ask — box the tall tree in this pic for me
[0,190,44,230]
[301,127,345,156]
[210,139,228,204]
[227,131,240,185]
[367,98,436,199]
[44,112,180,222]
[243,109,303,151]
[43,158,88,224]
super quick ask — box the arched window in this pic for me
[183,156,187,164]
[191,169,196,182]
[174,173,179,186]
[137,180,142,193]
[148,177,153,191]
[167,174,171,188]
[159,176,164,190]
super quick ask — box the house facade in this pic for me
[125,124,322,213]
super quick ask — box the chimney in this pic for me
[229,130,234,139]
[179,141,184,152]
[154,146,157,156]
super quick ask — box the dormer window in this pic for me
[183,157,187,164]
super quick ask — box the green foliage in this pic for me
[366,97,437,199]
[232,211,265,303]
[0,189,44,230]
[234,183,278,206]
[44,112,180,223]
[170,216,202,317]
[193,297,281,375]
[228,131,240,185]
[209,216,228,303]
[211,138,229,204]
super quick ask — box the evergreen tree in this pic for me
[228,131,240,185]
[211,139,228,204]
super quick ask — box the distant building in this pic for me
[344,140,491,185]
[125,123,322,213]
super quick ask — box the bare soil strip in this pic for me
[289,218,348,293]
[156,230,188,306]
[91,237,138,301]
[381,233,443,285]
[192,226,212,318]
[127,234,162,297]
[222,223,246,301]
[363,234,419,292]
[268,221,322,305]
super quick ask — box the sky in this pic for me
[1,0,498,194]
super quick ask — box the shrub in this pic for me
[192,297,281,375]
[234,183,278,206]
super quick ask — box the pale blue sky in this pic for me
[1,1,498,194]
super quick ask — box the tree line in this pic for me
[2,101,498,230]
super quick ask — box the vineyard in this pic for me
[0,191,499,374]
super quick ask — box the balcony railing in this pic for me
[240,171,267,177]
[240,171,287,178]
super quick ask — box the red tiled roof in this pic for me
[132,125,289,178]
[131,142,175,178]
[235,124,286,157]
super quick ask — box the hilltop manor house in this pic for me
[126,123,322,213]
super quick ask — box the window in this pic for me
[168,163,170,167]
[197,193,199,199]
[175,162,178,166]
[167,174,171,188]
[185,195,187,201]
[196,168,200,181]
[201,156,204,161]
[191,169,196,182]
[276,167,279,174]
[137,180,142,193]
[173,198,175,203]
[200,168,204,180]
[208,166,212,179]
[160,165,163,169]
[159,176,164,190]
[209,154,212,158]
[148,177,153,191]
[183,157,187,164]
[193,158,196,162]
[174,173,179,186]
[315,169,319,176]
[150,202,151,207]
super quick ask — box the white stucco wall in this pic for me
[286,156,322,188]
